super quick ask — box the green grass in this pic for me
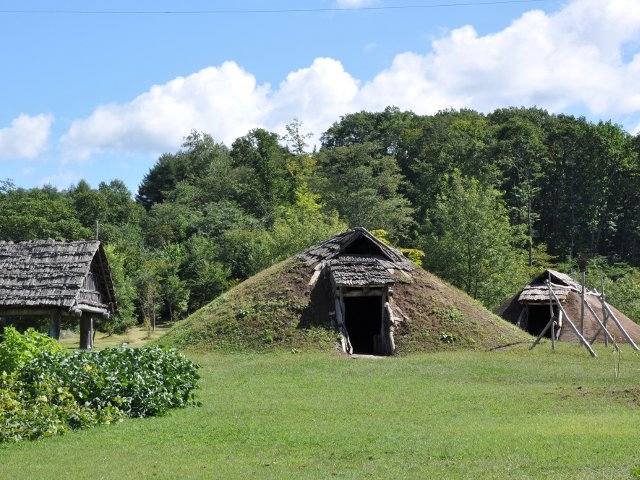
[58,324,170,350]
[2,343,640,479]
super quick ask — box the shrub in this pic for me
[0,370,121,443]
[21,346,200,418]
[0,327,65,374]
[0,328,200,443]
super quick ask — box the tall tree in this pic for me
[424,171,527,308]
[493,115,549,266]
[314,142,414,240]
[0,185,91,241]
[230,128,293,222]
[136,131,230,210]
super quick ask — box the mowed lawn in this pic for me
[2,344,640,479]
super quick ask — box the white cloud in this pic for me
[359,0,640,118]
[60,62,271,160]
[270,58,360,143]
[0,114,53,160]
[59,0,640,162]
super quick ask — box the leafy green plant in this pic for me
[438,332,456,344]
[0,327,65,374]
[0,370,121,443]
[21,346,200,418]
[433,307,464,324]
[1,329,200,443]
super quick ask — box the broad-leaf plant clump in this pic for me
[0,327,200,443]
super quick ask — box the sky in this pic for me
[1,0,640,195]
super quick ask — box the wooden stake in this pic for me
[547,280,597,357]
[602,302,640,351]
[580,272,585,335]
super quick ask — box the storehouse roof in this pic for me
[0,240,116,316]
[298,227,416,272]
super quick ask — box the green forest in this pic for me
[3,106,640,332]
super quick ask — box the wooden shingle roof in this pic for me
[327,257,395,287]
[0,240,116,316]
[518,269,585,304]
[298,227,415,272]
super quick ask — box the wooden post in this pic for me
[516,308,525,328]
[530,317,555,350]
[548,272,555,349]
[600,277,608,347]
[49,310,61,340]
[79,316,94,349]
[580,272,585,335]
[602,302,640,351]
[547,284,596,357]
[585,300,618,348]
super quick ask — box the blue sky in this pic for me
[2,0,639,195]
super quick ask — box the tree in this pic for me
[321,106,417,156]
[136,131,230,210]
[424,171,527,308]
[181,235,231,312]
[98,245,137,334]
[314,142,414,240]
[282,118,313,156]
[230,128,293,222]
[493,115,549,266]
[0,185,91,241]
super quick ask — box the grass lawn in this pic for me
[2,343,640,479]
[58,324,170,350]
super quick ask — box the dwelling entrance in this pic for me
[525,304,558,337]
[343,294,386,355]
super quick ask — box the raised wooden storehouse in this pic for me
[495,269,640,347]
[0,240,116,348]
[298,227,415,355]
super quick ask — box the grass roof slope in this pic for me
[159,257,532,353]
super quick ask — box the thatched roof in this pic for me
[327,257,395,287]
[518,269,584,304]
[0,240,116,317]
[298,227,416,290]
[299,227,415,272]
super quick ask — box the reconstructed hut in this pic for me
[298,227,416,355]
[495,269,640,346]
[0,240,116,349]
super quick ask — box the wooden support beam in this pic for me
[546,282,596,357]
[585,300,618,347]
[308,269,321,287]
[49,310,61,340]
[602,302,640,351]
[334,296,352,354]
[530,317,555,350]
[342,288,386,298]
[79,317,94,350]
[0,308,79,318]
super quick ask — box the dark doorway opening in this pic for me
[344,295,383,355]
[526,304,556,337]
